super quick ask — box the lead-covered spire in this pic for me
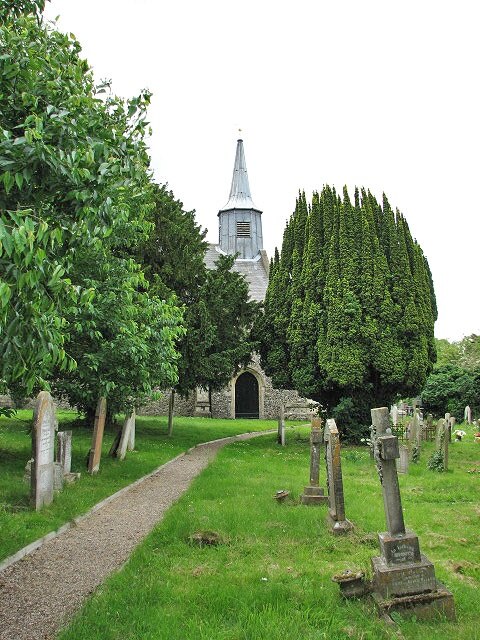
[220,139,259,211]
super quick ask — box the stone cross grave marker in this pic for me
[324,418,353,534]
[117,411,136,461]
[31,391,57,510]
[300,417,328,505]
[88,397,107,474]
[277,404,286,446]
[369,407,455,620]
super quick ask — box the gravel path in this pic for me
[0,431,272,640]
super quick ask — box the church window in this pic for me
[236,221,251,238]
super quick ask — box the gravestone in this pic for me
[300,417,328,505]
[117,411,135,461]
[324,419,353,534]
[127,409,135,451]
[390,404,399,426]
[370,407,455,620]
[464,405,472,424]
[56,431,72,474]
[396,444,409,474]
[87,397,107,474]
[277,404,286,446]
[409,409,421,462]
[31,391,57,510]
[53,462,64,491]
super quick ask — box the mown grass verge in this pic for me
[58,425,480,640]
[0,411,280,562]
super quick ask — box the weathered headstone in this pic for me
[117,411,135,461]
[370,407,455,620]
[53,462,64,491]
[445,412,451,444]
[300,417,328,505]
[87,397,107,474]
[409,409,421,462]
[396,444,409,474]
[390,404,399,426]
[31,391,57,510]
[464,405,472,424]
[277,404,286,446]
[127,409,135,451]
[56,431,72,474]
[324,419,353,534]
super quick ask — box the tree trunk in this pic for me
[167,389,175,436]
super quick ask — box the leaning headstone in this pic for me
[31,391,57,510]
[324,419,353,533]
[117,411,135,461]
[277,404,286,446]
[464,405,472,424]
[300,417,328,505]
[445,412,451,443]
[87,397,107,474]
[369,407,455,620]
[56,431,72,474]
[396,444,409,474]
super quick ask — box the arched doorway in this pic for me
[235,372,259,418]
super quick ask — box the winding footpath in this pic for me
[0,430,274,640]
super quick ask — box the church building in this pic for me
[196,139,309,420]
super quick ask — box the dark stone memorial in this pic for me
[324,419,353,534]
[300,417,328,505]
[369,407,455,620]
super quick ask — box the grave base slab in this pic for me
[300,486,328,505]
[372,582,456,621]
[328,514,354,535]
[371,554,437,598]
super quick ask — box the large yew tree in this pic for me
[256,186,437,439]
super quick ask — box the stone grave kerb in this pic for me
[324,418,353,534]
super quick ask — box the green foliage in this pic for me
[421,364,480,418]
[141,187,259,397]
[0,9,156,395]
[427,449,445,472]
[256,187,437,440]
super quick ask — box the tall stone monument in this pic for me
[324,419,353,534]
[87,397,107,474]
[300,417,328,505]
[369,407,455,620]
[409,409,421,462]
[31,391,57,510]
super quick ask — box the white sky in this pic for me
[44,0,479,342]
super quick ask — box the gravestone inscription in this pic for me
[31,391,57,510]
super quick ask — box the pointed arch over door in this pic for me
[235,372,259,418]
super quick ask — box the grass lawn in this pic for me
[0,410,281,562]
[57,424,480,640]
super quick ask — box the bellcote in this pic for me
[218,139,263,259]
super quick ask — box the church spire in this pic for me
[217,138,263,259]
[220,139,259,212]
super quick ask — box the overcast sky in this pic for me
[44,0,479,342]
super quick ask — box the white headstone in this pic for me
[31,391,57,510]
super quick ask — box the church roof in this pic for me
[204,244,268,303]
[219,139,261,212]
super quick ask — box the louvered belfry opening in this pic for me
[236,221,251,238]
[218,139,263,259]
